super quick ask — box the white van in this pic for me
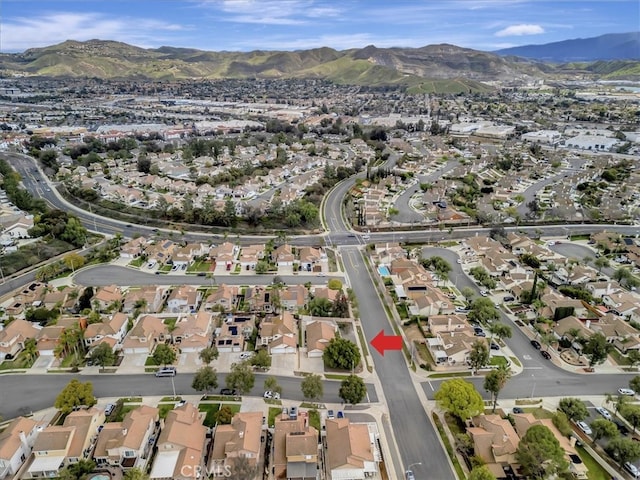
[155,367,177,377]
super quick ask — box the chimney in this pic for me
[19,431,29,450]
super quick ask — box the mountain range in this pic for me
[494,32,640,62]
[0,32,638,92]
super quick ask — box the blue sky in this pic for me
[1,0,638,53]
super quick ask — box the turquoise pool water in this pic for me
[378,265,390,276]
[88,475,110,480]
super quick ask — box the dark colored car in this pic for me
[220,388,237,396]
[490,342,500,351]
[512,407,524,414]
[541,350,551,360]
[530,339,542,350]
[616,421,630,436]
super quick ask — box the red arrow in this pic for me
[370,330,403,356]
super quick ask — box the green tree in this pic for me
[552,411,573,437]
[331,290,350,318]
[630,375,640,394]
[152,344,176,366]
[226,361,255,394]
[558,397,589,422]
[323,338,361,371]
[88,342,116,368]
[63,252,86,272]
[627,350,640,369]
[590,418,619,444]
[606,437,640,465]
[264,376,282,395]
[54,379,97,414]
[308,297,333,317]
[420,255,452,280]
[461,286,475,305]
[468,298,500,325]
[216,405,234,424]
[623,405,640,433]
[484,365,511,413]
[255,261,269,274]
[468,465,497,480]
[434,379,484,422]
[594,256,610,273]
[516,424,569,479]
[23,337,38,362]
[339,374,367,405]
[582,332,613,367]
[123,467,149,480]
[58,459,96,480]
[301,374,324,402]
[327,278,343,290]
[488,323,512,351]
[198,346,219,365]
[191,366,218,395]
[250,349,272,368]
[468,340,490,373]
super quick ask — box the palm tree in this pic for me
[23,338,38,363]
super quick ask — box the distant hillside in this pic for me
[494,32,640,62]
[0,37,637,87]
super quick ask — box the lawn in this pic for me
[0,351,35,371]
[129,257,145,267]
[145,356,159,366]
[489,356,509,367]
[528,407,555,419]
[308,409,321,433]
[158,404,175,419]
[187,260,213,272]
[576,445,611,480]
[198,403,220,427]
[268,407,282,427]
[110,405,137,422]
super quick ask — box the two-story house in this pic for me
[304,319,337,358]
[273,413,318,480]
[84,313,128,350]
[172,311,213,352]
[202,285,239,312]
[0,417,42,480]
[122,315,168,355]
[93,405,159,470]
[122,286,168,314]
[150,403,207,480]
[258,312,297,354]
[93,285,123,312]
[166,286,202,314]
[209,411,262,478]
[0,319,41,361]
[325,418,380,480]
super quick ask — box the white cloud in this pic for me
[205,0,343,25]
[495,24,545,37]
[0,12,187,52]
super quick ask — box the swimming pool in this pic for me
[87,475,110,480]
[378,265,390,276]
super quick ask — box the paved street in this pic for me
[343,247,455,480]
[0,372,377,421]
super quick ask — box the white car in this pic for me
[576,421,592,436]
[263,391,280,400]
[625,462,640,478]
[595,406,612,420]
[239,352,253,359]
[619,388,636,396]
[480,290,488,297]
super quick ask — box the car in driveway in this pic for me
[541,350,551,360]
[530,339,542,350]
[239,352,253,360]
[595,406,612,420]
[619,388,636,396]
[576,421,592,436]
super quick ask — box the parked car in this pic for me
[474,327,486,337]
[220,388,237,396]
[530,340,542,350]
[155,367,177,377]
[577,421,592,436]
[503,296,515,302]
[595,406,612,420]
[327,410,335,419]
[105,403,115,416]
[405,471,416,480]
[480,290,488,297]
[337,411,344,419]
[239,352,253,359]
[541,350,551,360]
[619,388,635,396]
[490,342,500,351]
[625,462,640,478]
[263,391,280,400]
[616,421,630,436]
[512,407,524,414]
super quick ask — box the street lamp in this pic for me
[530,374,536,399]
[406,462,422,477]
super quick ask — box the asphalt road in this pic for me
[0,372,377,421]
[392,160,458,224]
[73,265,343,287]
[343,246,455,480]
